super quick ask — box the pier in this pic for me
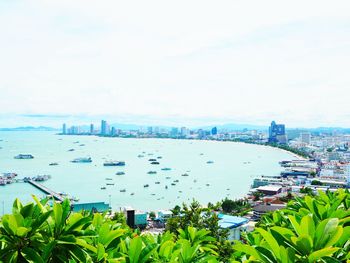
[27,180,64,202]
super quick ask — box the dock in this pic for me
[27,180,64,202]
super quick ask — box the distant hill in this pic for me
[197,123,268,131]
[0,126,58,131]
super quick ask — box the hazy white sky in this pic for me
[0,0,350,127]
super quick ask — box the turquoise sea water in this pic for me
[0,132,293,214]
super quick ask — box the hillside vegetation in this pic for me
[0,190,350,262]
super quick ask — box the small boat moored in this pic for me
[14,154,34,159]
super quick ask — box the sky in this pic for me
[0,0,350,128]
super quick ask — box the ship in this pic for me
[71,157,92,163]
[14,154,34,159]
[103,161,125,166]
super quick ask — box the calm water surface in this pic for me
[0,132,293,214]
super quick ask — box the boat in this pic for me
[73,141,79,144]
[101,187,106,190]
[137,154,144,158]
[171,183,176,186]
[130,193,135,196]
[206,160,214,164]
[106,183,115,186]
[150,161,160,165]
[14,154,34,159]
[165,185,168,189]
[161,168,171,171]
[206,183,210,186]
[49,162,59,166]
[120,189,126,192]
[68,149,75,152]
[104,161,125,166]
[71,157,92,163]
[157,156,162,159]
[143,184,149,188]
[181,173,189,177]
[155,181,160,184]
[165,176,171,179]
[174,179,179,183]
[105,178,113,180]
[116,172,125,175]
[147,171,157,174]
[79,144,85,146]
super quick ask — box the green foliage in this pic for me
[149,211,156,220]
[1,190,350,262]
[234,189,350,262]
[221,198,251,214]
[0,196,220,262]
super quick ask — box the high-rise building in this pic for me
[111,127,116,136]
[90,124,94,134]
[300,132,311,144]
[62,123,66,134]
[211,127,218,136]
[170,127,179,138]
[147,126,153,134]
[180,127,189,137]
[268,121,287,144]
[101,120,107,135]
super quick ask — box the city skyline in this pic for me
[1,1,350,127]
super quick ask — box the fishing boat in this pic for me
[68,149,75,152]
[14,154,34,159]
[181,173,189,177]
[143,184,149,188]
[161,168,171,171]
[104,161,125,166]
[165,176,171,179]
[137,154,144,158]
[150,161,160,165]
[148,158,157,162]
[105,178,113,180]
[174,179,179,183]
[206,160,214,164]
[130,193,135,196]
[147,171,157,174]
[120,189,126,192]
[116,172,125,175]
[165,185,168,189]
[71,157,92,163]
[49,162,59,166]
[101,187,106,190]
[155,181,160,184]
[171,183,176,186]
[106,183,115,186]
[157,156,162,159]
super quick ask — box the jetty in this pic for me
[27,180,64,202]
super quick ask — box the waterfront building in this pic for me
[147,126,153,134]
[211,127,218,136]
[217,214,249,240]
[111,127,116,136]
[268,121,287,144]
[62,123,66,134]
[101,120,107,135]
[180,127,189,138]
[72,202,110,213]
[170,127,179,138]
[300,132,311,144]
[90,124,94,134]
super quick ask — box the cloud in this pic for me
[0,0,350,127]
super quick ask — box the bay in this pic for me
[0,131,293,214]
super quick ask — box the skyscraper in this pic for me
[101,120,107,135]
[268,121,287,144]
[211,127,218,136]
[62,123,66,134]
[300,132,311,144]
[90,124,94,134]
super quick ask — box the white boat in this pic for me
[104,161,125,166]
[71,157,92,163]
[14,154,34,159]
